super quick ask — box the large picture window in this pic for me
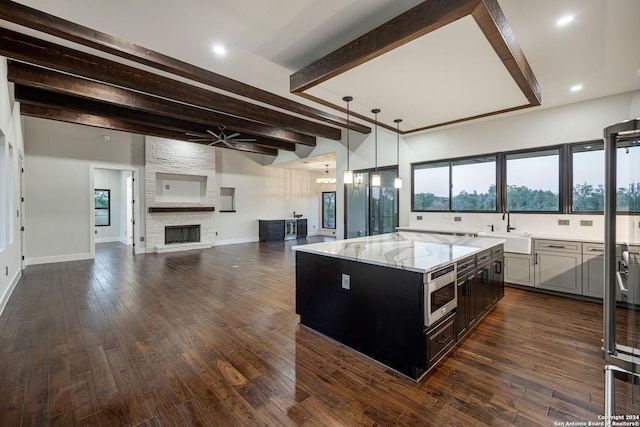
[94,189,111,226]
[413,156,497,212]
[413,161,449,211]
[505,148,560,212]
[322,191,336,229]
[452,156,496,211]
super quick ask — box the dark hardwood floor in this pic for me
[0,238,637,426]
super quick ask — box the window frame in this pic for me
[94,189,111,227]
[412,153,499,213]
[502,145,564,214]
[322,191,336,229]
[568,140,605,214]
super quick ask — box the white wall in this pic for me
[23,117,145,264]
[94,168,123,243]
[215,148,328,245]
[0,57,25,317]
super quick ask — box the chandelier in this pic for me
[316,164,337,184]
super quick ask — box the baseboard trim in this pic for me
[0,269,21,317]
[26,252,94,266]
[215,237,260,246]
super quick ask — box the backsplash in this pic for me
[407,212,639,243]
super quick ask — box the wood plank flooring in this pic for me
[0,239,637,426]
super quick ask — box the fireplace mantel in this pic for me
[148,206,215,213]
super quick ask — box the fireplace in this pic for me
[165,225,201,244]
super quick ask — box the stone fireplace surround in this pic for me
[145,136,216,253]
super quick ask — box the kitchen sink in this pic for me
[477,231,532,254]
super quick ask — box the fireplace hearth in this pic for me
[165,225,201,244]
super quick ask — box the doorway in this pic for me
[90,164,140,257]
[344,167,399,238]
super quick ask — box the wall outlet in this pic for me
[5,266,8,276]
[95,230,98,234]
[454,216,462,222]
[558,219,570,226]
[580,220,593,227]
[417,215,423,220]
[341,274,350,290]
[140,236,144,242]
[313,225,316,229]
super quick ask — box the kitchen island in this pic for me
[294,231,505,380]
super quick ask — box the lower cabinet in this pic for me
[426,314,456,366]
[582,243,605,298]
[534,239,583,295]
[456,248,504,342]
[296,219,308,238]
[504,252,534,287]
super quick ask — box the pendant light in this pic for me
[343,96,354,184]
[371,108,381,187]
[394,119,403,189]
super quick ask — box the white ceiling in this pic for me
[8,0,640,168]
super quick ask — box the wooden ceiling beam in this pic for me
[19,102,279,156]
[0,28,341,141]
[13,85,297,152]
[8,61,316,147]
[0,0,371,135]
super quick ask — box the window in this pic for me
[8,144,14,243]
[413,156,497,212]
[322,191,336,229]
[571,142,604,212]
[617,141,640,213]
[413,161,449,211]
[94,189,111,226]
[0,135,5,250]
[506,148,560,212]
[452,156,496,211]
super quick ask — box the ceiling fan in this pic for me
[186,126,256,148]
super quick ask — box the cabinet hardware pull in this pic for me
[548,245,566,248]
[535,253,538,265]
[435,335,450,345]
[588,248,603,252]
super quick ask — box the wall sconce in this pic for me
[371,108,381,187]
[343,96,354,184]
[394,119,403,189]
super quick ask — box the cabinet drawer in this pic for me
[534,239,581,253]
[476,250,492,266]
[457,256,476,278]
[583,243,604,255]
[491,244,504,258]
[426,314,456,366]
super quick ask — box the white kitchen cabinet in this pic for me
[534,239,583,295]
[582,243,604,298]
[504,252,534,287]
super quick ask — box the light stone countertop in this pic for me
[293,231,504,274]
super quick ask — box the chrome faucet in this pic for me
[502,209,516,232]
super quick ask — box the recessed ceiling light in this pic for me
[570,84,583,92]
[212,44,227,56]
[556,15,574,27]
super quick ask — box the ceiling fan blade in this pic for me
[225,132,240,140]
[185,132,208,137]
[189,139,211,142]
[207,129,222,139]
[230,138,256,142]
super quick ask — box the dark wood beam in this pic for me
[470,0,541,106]
[8,61,316,147]
[0,28,341,141]
[0,0,371,134]
[13,85,297,152]
[290,0,479,92]
[19,103,279,156]
[289,0,541,132]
